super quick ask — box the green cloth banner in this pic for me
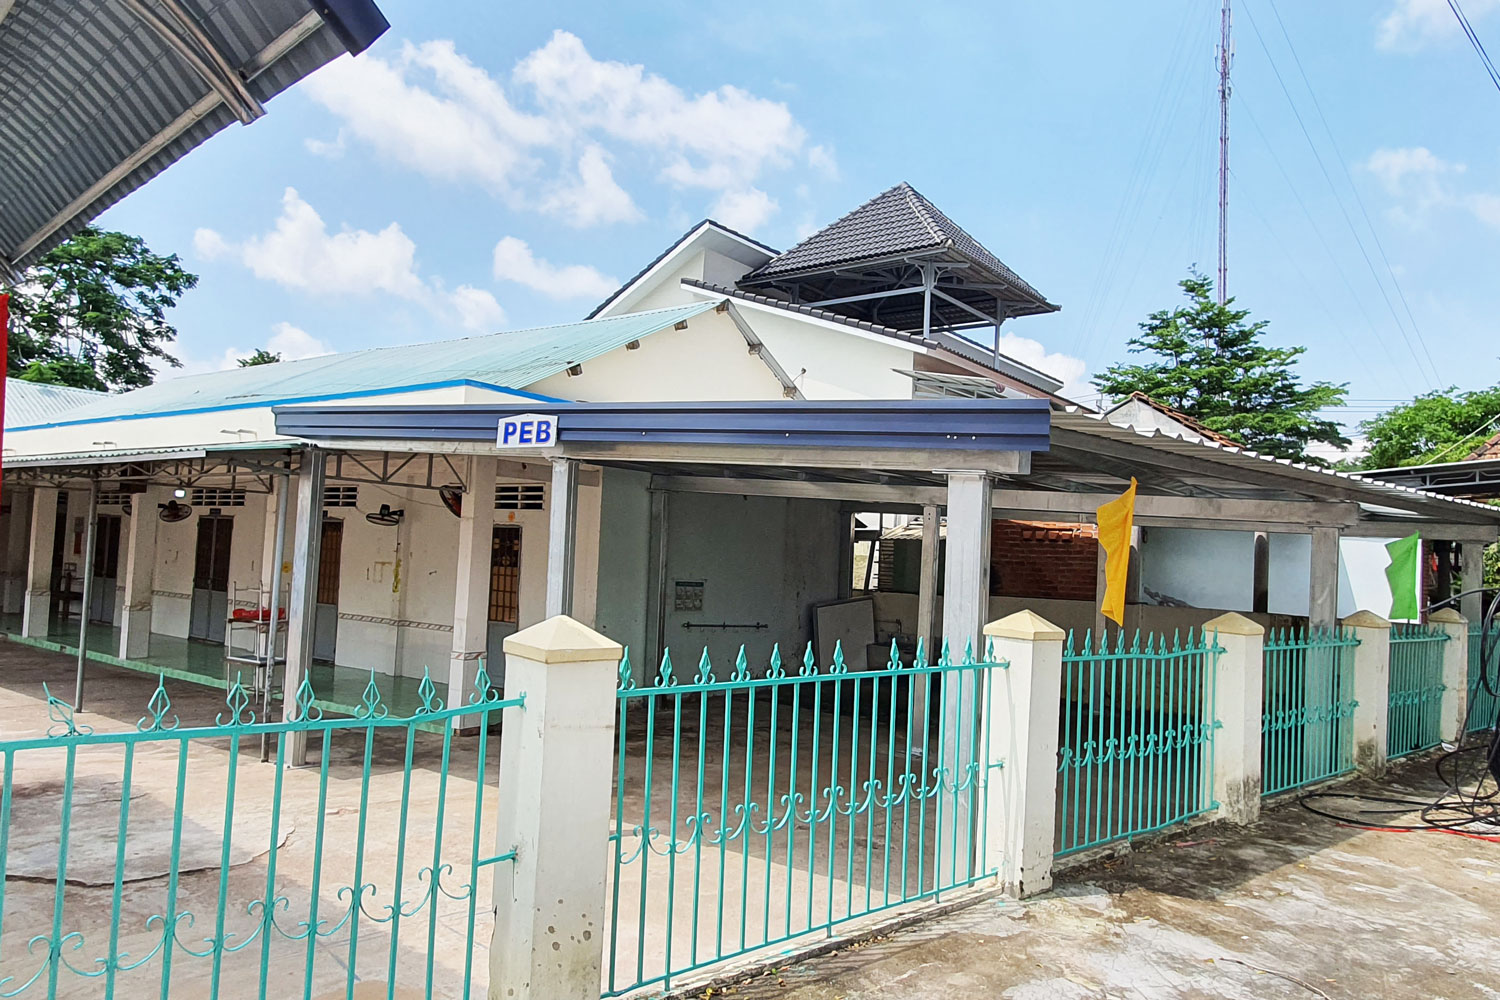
[1385,532,1421,621]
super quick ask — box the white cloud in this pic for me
[491,237,618,299]
[995,331,1091,401]
[541,145,640,227]
[807,144,838,179]
[193,227,232,259]
[204,188,508,328]
[1377,0,1500,50]
[448,285,506,330]
[304,131,347,158]
[203,322,336,372]
[709,188,778,233]
[1365,146,1500,230]
[305,31,819,228]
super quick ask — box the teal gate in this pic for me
[604,640,1002,997]
[0,669,521,999]
[1056,630,1220,857]
[1468,624,1500,734]
[1387,624,1448,758]
[1260,628,1360,796]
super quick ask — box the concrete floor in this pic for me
[0,642,498,999]
[681,761,1500,1000]
[0,614,450,718]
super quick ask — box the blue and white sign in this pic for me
[496,412,558,448]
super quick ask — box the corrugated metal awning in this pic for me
[0,0,387,271]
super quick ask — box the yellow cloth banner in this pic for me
[1096,477,1138,626]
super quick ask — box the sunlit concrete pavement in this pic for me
[684,761,1500,999]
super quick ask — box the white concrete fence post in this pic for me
[1430,608,1469,743]
[982,610,1064,899]
[1202,612,1264,825]
[491,615,621,1000]
[1343,611,1391,777]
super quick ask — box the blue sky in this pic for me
[101,0,1500,440]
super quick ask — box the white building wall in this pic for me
[1138,528,1255,611]
[729,306,919,400]
[528,309,783,403]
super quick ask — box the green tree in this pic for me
[1092,270,1350,464]
[3,226,196,391]
[237,349,282,367]
[1350,385,1500,470]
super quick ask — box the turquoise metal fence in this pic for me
[1056,630,1220,857]
[1260,628,1360,797]
[604,639,1003,997]
[1468,624,1500,734]
[1387,624,1448,758]
[0,667,521,999]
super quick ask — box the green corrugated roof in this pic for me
[4,379,106,427]
[8,302,717,430]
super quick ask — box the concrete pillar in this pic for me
[1309,526,1340,631]
[1430,607,1469,742]
[1460,542,1485,626]
[22,486,58,638]
[938,471,991,881]
[545,458,579,618]
[1202,612,1264,823]
[118,486,162,660]
[917,503,939,657]
[1344,610,1391,777]
[492,615,620,1000]
[282,449,326,766]
[450,456,497,720]
[2,485,31,615]
[982,610,1064,897]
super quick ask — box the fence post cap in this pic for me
[1428,607,1466,625]
[1341,610,1391,630]
[1202,611,1263,636]
[504,614,623,664]
[983,609,1065,641]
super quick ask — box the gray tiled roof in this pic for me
[743,183,1053,307]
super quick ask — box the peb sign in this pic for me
[496,412,558,448]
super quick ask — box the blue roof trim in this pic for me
[11,380,564,432]
[274,399,1052,454]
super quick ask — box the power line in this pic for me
[1447,0,1500,94]
[1242,1,1443,388]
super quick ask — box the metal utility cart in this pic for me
[225,581,288,696]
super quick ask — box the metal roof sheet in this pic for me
[1050,410,1500,523]
[3,379,106,428]
[8,302,717,430]
[742,183,1054,308]
[0,0,387,270]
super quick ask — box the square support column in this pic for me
[917,503,940,657]
[938,471,992,882]
[281,449,326,766]
[492,616,621,1000]
[1309,526,1340,631]
[2,485,31,615]
[1202,612,1265,823]
[1460,542,1485,626]
[118,486,162,660]
[22,486,58,638]
[545,458,579,619]
[450,456,497,718]
[1344,610,1391,776]
[982,610,1064,897]
[1430,607,1469,742]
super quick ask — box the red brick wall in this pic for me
[990,520,1098,601]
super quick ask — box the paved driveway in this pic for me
[688,761,1500,999]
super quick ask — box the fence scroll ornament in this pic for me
[0,662,522,998]
[606,637,1005,996]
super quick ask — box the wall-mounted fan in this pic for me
[121,500,133,517]
[158,500,192,523]
[438,485,463,518]
[366,504,404,527]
